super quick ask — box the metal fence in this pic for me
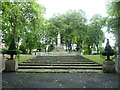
[32,52,78,56]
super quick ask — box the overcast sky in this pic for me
[37,0,115,46]
[38,0,108,19]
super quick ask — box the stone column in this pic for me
[5,59,18,72]
[57,32,61,47]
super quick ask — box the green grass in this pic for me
[18,56,35,63]
[3,56,35,63]
[82,55,106,65]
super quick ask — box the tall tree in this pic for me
[106,1,120,55]
[2,2,45,54]
[89,14,105,54]
[106,1,120,73]
[47,10,87,52]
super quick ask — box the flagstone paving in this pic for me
[2,72,118,88]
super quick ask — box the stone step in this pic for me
[36,56,84,57]
[18,66,102,70]
[35,56,87,59]
[25,60,91,62]
[26,59,90,61]
[17,69,102,73]
[17,56,102,73]
[21,62,96,64]
[18,63,102,66]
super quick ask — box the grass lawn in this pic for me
[82,55,107,65]
[3,55,35,63]
[18,56,35,63]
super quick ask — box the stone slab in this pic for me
[2,73,118,88]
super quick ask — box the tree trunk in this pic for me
[29,49,32,54]
[88,45,92,55]
[96,44,99,54]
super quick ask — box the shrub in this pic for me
[1,48,8,54]
[19,45,28,54]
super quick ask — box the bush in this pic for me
[1,48,8,54]
[6,49,21,55]
[48,45,55,52]
[19,45,28,54]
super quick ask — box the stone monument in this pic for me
[52,32,65,52]
[57,32,61,47]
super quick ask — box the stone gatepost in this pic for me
[5,59,18,72]
[103,60,116,73]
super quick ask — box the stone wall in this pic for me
[116,55,120,73]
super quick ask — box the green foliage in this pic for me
[15,49,21,54]
[82,55,106,64]
[1,48,8,54]
[84,14,105,54]
[48,44,55,52]
[47,9,87,52]
[8,38,16,50]
[18,56,35,63]
[2,2,45,54]
[1,1,106,55]
[106,2,120,54]
[19,44,28,54]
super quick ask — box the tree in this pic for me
[62,10,87,52]
[106,2,120,73]
[84,23,105,55]
[89,14,105,54]
[106,1,120,55]
[47,10,87,52]
[2,2,45,54]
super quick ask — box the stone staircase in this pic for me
[17,56,103,73]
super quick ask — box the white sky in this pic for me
[38,0,108,19]
[37,0,115,46]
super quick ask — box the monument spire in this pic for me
[57,32,61,47]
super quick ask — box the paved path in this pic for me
[2,72,119,88]
[1,55,119,89]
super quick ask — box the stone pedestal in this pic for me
[76,52,80,55]
[103,60,116,73]
[38,52,42,56]
[5,59,18,72]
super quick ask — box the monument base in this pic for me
[5,59,18,72]
[76,52,80,55]
[37,52,42,56]
[103,60,116,73]
[52,47,66,52]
